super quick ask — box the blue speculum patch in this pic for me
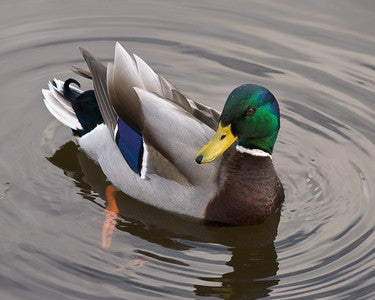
[115,118,143,174]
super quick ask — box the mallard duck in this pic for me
[42,42,284,226]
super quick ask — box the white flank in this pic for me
[236,145,272,158]
[113,123,118,140]
[77,124,216,218]
[140,142,149,179]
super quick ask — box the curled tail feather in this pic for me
[42,78,103,136]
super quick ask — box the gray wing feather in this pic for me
[158,75,175,100]
[79,47,118,136]
[110,43,220,132]
[134,87,221,185]
[172,89,192,113]
[144,144,191,185]
[107,43,144,133]
[71,65,92,79]
[187,100,220,131]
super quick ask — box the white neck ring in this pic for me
[236,145,272,158]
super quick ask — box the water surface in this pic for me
[1,1,375,299]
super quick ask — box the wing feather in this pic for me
[158,74,175,100]
[71,65,92,79]
[134,54,162,95]
[134,87,220,185]
[107,43,144,132]
[79,47,118,136]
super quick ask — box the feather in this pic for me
[115,118,144,174]
[48,81,74,113]
[172,89,192,113]
[134,54,162,95]
[42,89,83,130]
[71,65,92,79]
[158,74,175,100]
[78,43,219,134]
[134,87,220,185]
[107,43,144,133]
[79,47,117,136]
[187,99,220,130]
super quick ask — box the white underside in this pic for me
[78,124,216,218]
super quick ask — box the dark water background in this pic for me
[1,1,375,299]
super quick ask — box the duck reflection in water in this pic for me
[48,141,281,299]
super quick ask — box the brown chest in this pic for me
[204,152,284,225]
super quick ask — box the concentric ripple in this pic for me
[1,1,375,299]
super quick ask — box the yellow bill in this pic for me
[195,122,238,164]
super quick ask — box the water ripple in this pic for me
[1,1,375,299]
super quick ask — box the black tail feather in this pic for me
[62,78,104,136]
[63,78,81,102]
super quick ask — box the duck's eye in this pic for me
[246,107,256,116]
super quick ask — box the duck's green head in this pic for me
[195,84,280,164]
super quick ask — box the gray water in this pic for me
[1,1,375,299]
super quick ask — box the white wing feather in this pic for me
[42,86,83,130]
